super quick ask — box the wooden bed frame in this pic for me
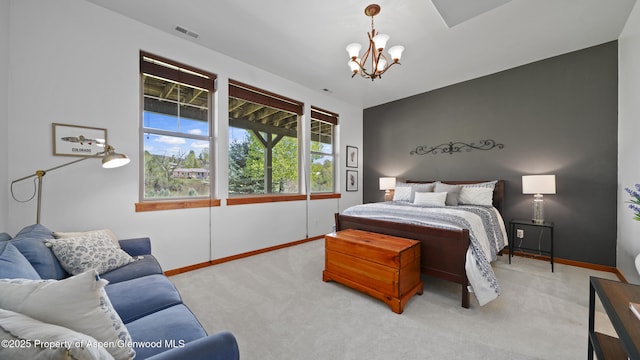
[335,180,505,308]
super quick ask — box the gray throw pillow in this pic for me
[434,182,463,206]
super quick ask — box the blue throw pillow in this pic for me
[0,232,12,242]
[0,241,41,279]
[10,224,66,279]
[16,224,55,239]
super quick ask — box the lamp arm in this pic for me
[10,150,106,224]
[11,154,99,184]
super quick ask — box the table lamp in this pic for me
[379,177,396,201]
[522,174,556,224]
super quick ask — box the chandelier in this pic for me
[346,4,404,81]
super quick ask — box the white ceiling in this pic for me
[85,0,636,109]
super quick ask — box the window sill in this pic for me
[227,194,306,205]
[135,193,339,211]
[135,198,221,212]
[310,193,341,200]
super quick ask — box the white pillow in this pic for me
[392,183,413,202]
[47,231,133,275]
[0,308,114,360]
[462,180,498,189]
[459,186,494,206]
[0,270,135,360]
[54,229,119,247]
[393,182,435,202]
[413,191,447,206]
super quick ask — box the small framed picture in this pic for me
[53,123,107,157]
[346,170,358,192]
[346,145,358,168]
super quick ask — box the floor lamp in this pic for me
[11,144,130,224]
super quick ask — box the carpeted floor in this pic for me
[169,239,618,360]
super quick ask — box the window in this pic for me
[140,52,216,201]
[228,80,303,195]
[310,107,338,193]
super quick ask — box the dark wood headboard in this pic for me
[406,180,505,214]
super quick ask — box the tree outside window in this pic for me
[228,81,302,195]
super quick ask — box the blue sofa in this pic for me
[0,224,239,360]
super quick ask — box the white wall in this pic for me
[0,1,9,231]
[618,2,640,284]
[6,0,362,270]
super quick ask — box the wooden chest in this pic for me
[322,229,423,314]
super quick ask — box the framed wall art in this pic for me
[53,123,107,157]
[346,170,358,192]
[346,145,358,168]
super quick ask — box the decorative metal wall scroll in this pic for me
[410,139,504,155]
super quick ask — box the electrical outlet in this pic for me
[516,229,524,238]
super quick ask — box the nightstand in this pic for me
[509,219,554,272]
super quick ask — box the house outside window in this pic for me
[228,80,303,195]
[140,52,216,200]
[310,107,338,193]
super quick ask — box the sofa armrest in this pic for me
[145,332,239,360]
[119,237,152,256]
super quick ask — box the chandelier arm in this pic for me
[359,43,373,78]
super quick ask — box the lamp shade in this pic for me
[101,145,130,169]
[522,175,556,194]
[102,153,130,168]
[373,34,389,50]
[388,45,404,62]
[346,43,362,59]
[379,177,396,190]
[348,59,360,73]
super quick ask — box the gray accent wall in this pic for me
[363,41,618,266]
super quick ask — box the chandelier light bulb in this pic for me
[346,43,362,59]
[388,45,404,62]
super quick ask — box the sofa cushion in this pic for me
[0,241,41,280]
[118,237,152,257]
[10,224,66,279]
[0,270,135,360]
[100,255,163,284]
[106,274,182,323]
[0,308,114,360]
[126,304,208,359]
[47,231,133,275]
[0,232,12,242]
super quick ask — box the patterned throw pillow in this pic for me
[459,180,498,206]
[459,187,494,206]
[0,270,135,359]
[53,229,120,247]
[392,183,413,202]
[47,231,133,276]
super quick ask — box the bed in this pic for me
[335,180,507,308]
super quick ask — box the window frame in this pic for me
[227,80,304,198]
[310,106,338,194]
[138,51,217,205]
